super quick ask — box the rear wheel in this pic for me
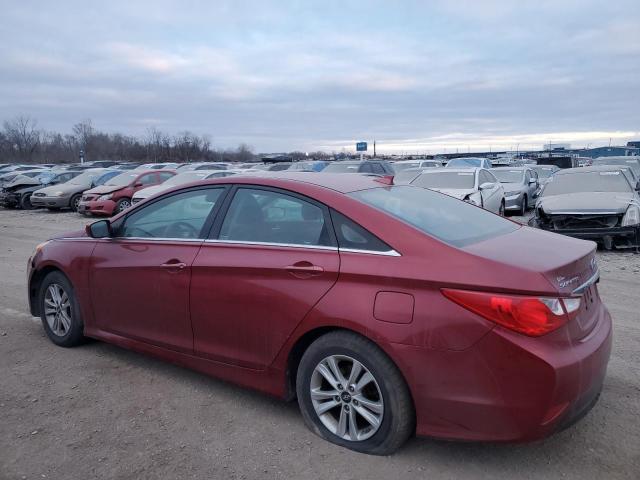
[38,271,85,347]
[69,194,81,212]
[296,331,414,455]
[20,193,34,210]
[115,198,131,213]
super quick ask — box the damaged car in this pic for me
[531,166,640,249]
[0,170,82,209]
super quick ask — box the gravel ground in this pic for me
[0,208,639,480]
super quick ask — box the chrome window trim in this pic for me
[572,270,600,296]
[57,237,203,243]
[204,239,338,251]
[338,247,401,257]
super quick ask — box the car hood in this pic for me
[51,229,87,240]
[35,183,87,196]
[84,185,125,195]
[133,184,168,199]
[538,191,635,214]
[429,188,476,199]
[500,182,523,193]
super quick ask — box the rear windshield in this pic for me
[412,171,475,189]
[393,163,421,172]
[532,167,557,178]
[492,170,524,183]
[350,185,518,247]
[446,158,482,168]
[323,163,360,173]
[543,171,632,196]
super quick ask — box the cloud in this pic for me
[0,0,638,152]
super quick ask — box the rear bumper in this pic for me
[30,196,69,208]
[395,303,612,442]
[78,199,116,215]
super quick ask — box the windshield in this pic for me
[350,186,517,247]
[542,171,632,196]
[37,172,57,184]
[168,172,211,185]
[492,170,524,183]
[446,158,482,168]
[532,167,557,179]
[323,163,360,173]
[69,171,100,185]
[106,172,138,186]
[412,171,475,189]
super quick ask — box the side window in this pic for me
[119,188,223,239]
[330,210,393,252]
[138,173,157,186]
[218,188,334,247]
[484,171,498,184]
[158,172,174,182]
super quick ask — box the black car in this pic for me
[322,160,394,175]
[0,171,82,209]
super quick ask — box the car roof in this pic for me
[193,171,389,193]
[491,166,529,171]
[555,165,629,175]
[420,167,480,173]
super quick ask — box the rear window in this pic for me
[323,163,361,173]
[492,170,524,183]
[543,171,632,195]
[350,186,518,247]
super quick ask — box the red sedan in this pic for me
[78,170,175,215]
[27,173,611,454]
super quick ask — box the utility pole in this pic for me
[373,140,376,158]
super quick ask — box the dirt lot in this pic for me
[1,208,639,480]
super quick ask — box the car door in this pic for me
[190,186,340,369]
[89,186,227,352]
[479,170,501,213]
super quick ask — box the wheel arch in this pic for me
[29,265,68,317]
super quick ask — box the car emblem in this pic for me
[556,275,579,288]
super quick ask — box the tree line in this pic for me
[0,115,312,164]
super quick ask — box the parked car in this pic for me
[531,166,640,249]
[530,165,560,192]
[28,173,612,454]
[491,167,539,216]
[0,170,82,209]
[134,163,181,171]
[132,170,239,204]
[392,160,443,173]
[78,170,176,215]
[30,168,113,211]
[592,156,640,177]
[0,169,48,187]
[400,167,505,215]
[445,157,493,169]
[322,160,394,175]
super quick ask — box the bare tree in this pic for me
[3,115,41,162]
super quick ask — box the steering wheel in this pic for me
[165,221,199,239]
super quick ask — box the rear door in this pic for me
[190,186,340,369]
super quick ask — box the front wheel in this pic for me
[69,194,81,212]
[498,201,505,216]
[20,194,34,210]
[296,331,414,455]
[115,198,131,213]
[519,195,528,216]
[38,271,86,347]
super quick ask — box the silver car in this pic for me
[491,167,539,216]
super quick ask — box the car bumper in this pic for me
[393,303,612,442]
[77,199,116,215]
[30,196,69,208]
[537,223,640,248]
[0,192,19,207]
[504,193,524,210]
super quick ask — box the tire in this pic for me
[115,198,131,213]
[20,193,34,210]
[69,194,81,212]
[296,331,414,455]
[519,195,528,216]
[38,271,86,347]
[499,201,505,216]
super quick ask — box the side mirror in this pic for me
[479,182,495,190]
[134,182,143,187]
[86,220,112,238]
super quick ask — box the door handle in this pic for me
[285,262,324,278]
[160,261,187,270]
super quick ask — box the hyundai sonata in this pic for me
[27,173,612,454]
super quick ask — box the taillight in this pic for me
[441,289,581,337]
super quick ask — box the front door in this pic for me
[89,187,226,352]
[190,186,340,369]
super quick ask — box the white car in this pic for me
[132,170,238,204]
[400,167,505,215]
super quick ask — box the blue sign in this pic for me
[356,142,368,152]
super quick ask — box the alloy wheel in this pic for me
[43,284,72,337]
[310,355,384,442]
[118,200,131,212]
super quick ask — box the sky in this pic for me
[1,0,639,154]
